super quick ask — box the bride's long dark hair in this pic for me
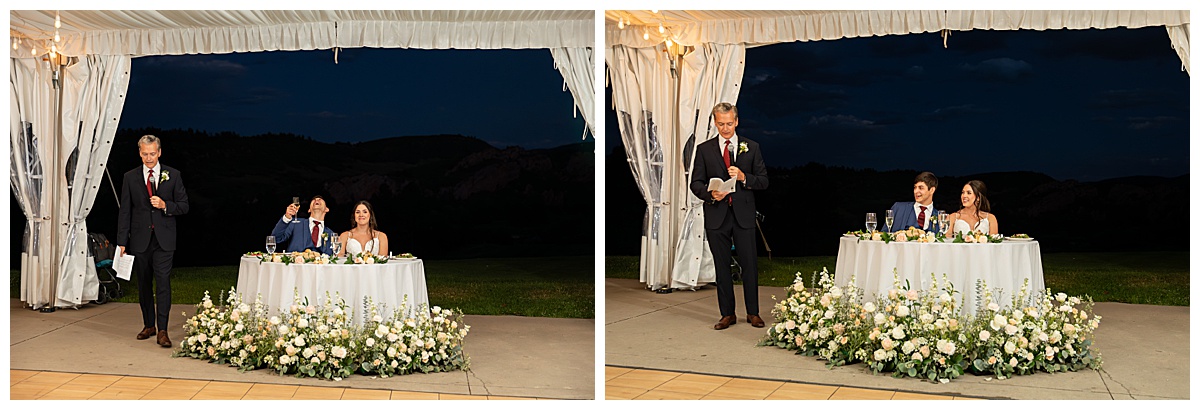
[962,180,991,219]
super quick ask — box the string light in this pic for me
[12,38,18,50]
[643,30,649,40]
[31,46,37,56]
[54,33,60,43]
[618,17,625,29]
[651,10,658,13]
[55,12,61,28]
[658,23,665,34]
[51,44,56,54]
[665,38,673,47]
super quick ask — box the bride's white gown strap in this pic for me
[345,237,379,254]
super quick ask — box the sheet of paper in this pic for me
[707,177,736,193]
[114,253,135,280]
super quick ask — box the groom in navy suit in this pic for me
[689,103,769,331]
[889,172,939,232]
[272,195,336,254]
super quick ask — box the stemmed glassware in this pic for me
[291,196,301,222]
[885,209,894,233]
[331,234,342,257]
[865,213,877,233]
[938,211,949,236]
[266,236,276,254]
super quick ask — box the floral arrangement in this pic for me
[258,249,335,265]
[177,288,469,380]
[952,230,1004,244]
[857,227,944,244]
[343,251,388,265]
[760,269,1102,383]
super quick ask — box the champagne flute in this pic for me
[865,212,877,233]
[938,211,949,235]
[331,234,342,256]
[291,196,301,222]
[266,236,276,254]
[885,209,894,233]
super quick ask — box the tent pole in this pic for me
[42,56,64,313]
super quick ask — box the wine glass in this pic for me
[331,235,342,256]
[938,211,949,235]
[865,212,877,233]
[885,209,894,233]
[265,236,276,254]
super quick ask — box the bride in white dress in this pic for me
[336,201,390,257]
[946,180,999,235]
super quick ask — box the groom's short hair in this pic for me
[712,102,738,118]
[915,172,938,189]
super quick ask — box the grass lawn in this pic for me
[605,251,1189,306]
[11,255,594,319]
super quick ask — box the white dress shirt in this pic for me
[309,219,325,246]
[142,163,161,191]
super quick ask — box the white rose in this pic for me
[906,290,919,300]
[881,338,894,351]
[939,293,952,303]
[936,340,956,356]
[1004,324,1018,336]
[873,349,888,361]
[824,309,835,320]
[1009,357,1019,367]
[297,318,309,329]
[285,346,297,356]
[863,302,876,313]
[302,347,313,358]
[1056,293,1068,302]
[294,336,306,347]
[234,323,244,332]
[912,352,923,361]
[888,289,898,300]
[784,320,796,331]
[203,299,213,309]
[979,330,991,342]
[1059,305,1072,313]
[891,327,906,340]
[387,333,399,342]
[873,313,886,325]
[1049,331,1062,344]
[278,325,290,335]
[990,315,1006,331]
[895,305,910,318]
[366,338,376,347]
[1012,309,1024,321]
[920,313,934,324]
[270,316,281,325]
[987,302,1000,312]
[1004,341,1016,354]
[365,257,375,264]
[829,286,843,298]
[311,356,320,364]
[1064,323,1077,335]
[332,346,347,359]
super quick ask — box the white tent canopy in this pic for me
[9,10,594,309]
[604,10,1189,290]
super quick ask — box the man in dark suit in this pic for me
[271,196,336,254]
[116,135,189,348]
[689,102,769,330]
[888,172,939,233]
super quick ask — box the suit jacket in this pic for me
[116,164,189,252]
[272,217,336,254]
[889,201,938,232]
[689,136,769,229]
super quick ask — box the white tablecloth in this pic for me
[237,257,430,323]
[833,237,1045,315]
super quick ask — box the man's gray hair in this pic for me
[712,102,738,118]
[138,135,161,149]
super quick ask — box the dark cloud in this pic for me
[1035,26,1173,62]
[740,79,849,119]
[922,104,990,121]
[959,57,1033,82]
[1087,88,1177,110]
[1125,115,1181,131]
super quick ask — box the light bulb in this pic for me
[51,44,57,53]
[643,31,649,40]
[12,39,18,50]
[658,23,665,34]
[31,47,36,56]
[55,14,61,28]
[54,32,60,43]
[652,10,658,13]
[618,18,625,29]
[665,38,673,47]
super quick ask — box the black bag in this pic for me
[87,233,116,264]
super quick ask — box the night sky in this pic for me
[606,26,1190,182]
[120,47,588,148]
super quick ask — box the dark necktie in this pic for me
[146,170,155,197]
[723,140,733,204]
[917,206,927,229]
[312,221,321,247]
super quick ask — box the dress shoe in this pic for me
[136,327,156,340]
[747,314,766,328]
[157,330,172,348]
[713,315,737,330]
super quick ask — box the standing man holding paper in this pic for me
[689,103,769,330]
[116,135,189,348]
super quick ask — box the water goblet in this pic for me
[266,236,276,254]
[865,212,877,233]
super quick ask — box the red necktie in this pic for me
[722,140,733,204]
[312,221,321,247]
[146,170,155,197]
[917,206,927,229]
[723,140,731,169]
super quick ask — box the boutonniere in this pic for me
[159,170,170,182]
[321,232,329,242]
[738,142,748,154]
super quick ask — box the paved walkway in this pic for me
[9,299,595,399]
[606,366,981,400]
[605,278,1190,400]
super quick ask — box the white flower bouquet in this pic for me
[761,269,1102,383]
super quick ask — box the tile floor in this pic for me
[605,366,984,400]
[9,370,544,400]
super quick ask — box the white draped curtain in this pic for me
[54,55,131,307]
[669,43,746,290]
[1166,24,1191,75]
[550,47,596,137]
[606,44,677,289]
[10,57,59,308]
